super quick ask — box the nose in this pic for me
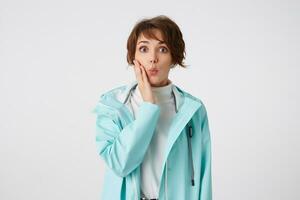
[150,57,158,63]
[149,52,158,66]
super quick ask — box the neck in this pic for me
[151,79,170,87]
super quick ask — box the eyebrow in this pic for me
[137,40,166,45]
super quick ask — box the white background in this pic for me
[1,0,299,199]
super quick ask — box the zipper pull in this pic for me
[188,125,193,138]
[191,179,195,186]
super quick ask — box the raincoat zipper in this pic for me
[127,93,139,200]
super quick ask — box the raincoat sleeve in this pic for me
[93,100,160,177]
[199,105,213,200]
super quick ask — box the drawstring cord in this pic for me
[187,123,195,186]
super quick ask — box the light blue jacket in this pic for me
[92,80,212,200]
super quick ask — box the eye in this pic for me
[160,46,169,53]
[139,46,148,53]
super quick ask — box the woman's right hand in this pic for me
[133,59,155,104]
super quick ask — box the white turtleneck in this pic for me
[129,81,176,199]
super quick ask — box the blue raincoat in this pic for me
[92,80,212,200]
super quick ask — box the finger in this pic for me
[135,59,145,82]
[140,64,149,84]
[133,60,143,83]
[133,60,142,81]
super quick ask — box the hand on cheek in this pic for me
[133,59,155,104]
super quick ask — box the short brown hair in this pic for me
[126,15,187,68]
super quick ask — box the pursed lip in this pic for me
[148,68,159,73]
[148,68,159,76]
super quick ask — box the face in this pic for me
[134,29,173,87]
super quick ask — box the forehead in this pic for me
[137,29,165,43]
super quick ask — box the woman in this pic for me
[93,15,212,200]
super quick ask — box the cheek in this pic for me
[134,51,145,61]
[160,66,171,76]
[160,54,172,64]
[135,55,149,67]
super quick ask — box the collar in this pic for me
[116,80,184,112]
